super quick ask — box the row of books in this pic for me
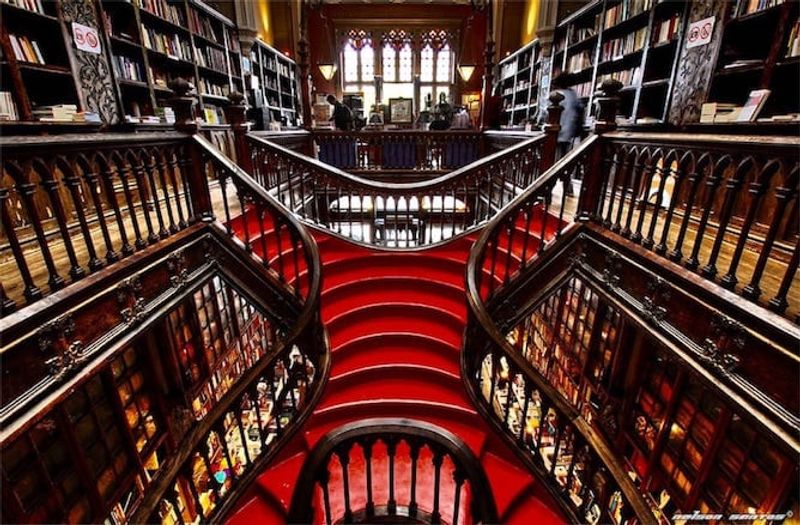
[786,19,800,58]
[203,106,225,125]
[596,66,641,88]
[32,104,99,123]
[195,45,227,72]
[739,0,786,15]
[0,91,19,121]
[141,25,192,61]
[701,89,771,122]
[123,106,175,123]
[188,9,221,43]
[604,0,654,29]
[652,13,682,44]
[199,78,229,98]
[567,50,593,72]
[8,34,45,64]
[113,54,145,82]
[136,0,185,26]
[601,27,647,62]
[572,15,601,45]
[2,0,45,14]
[572,80,594,98]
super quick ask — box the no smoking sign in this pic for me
[686,16,715,49]
[72,22,102,55]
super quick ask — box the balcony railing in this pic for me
[310,129,483,174]
[287,418,498,525]
[465,80,799,524]
[0,87,327,525]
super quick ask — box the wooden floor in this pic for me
[1,180,798,321]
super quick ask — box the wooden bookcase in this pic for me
[98,0,244,125]
[245,39,302,129]
[495,39,543,127]
[0,0,83,122]
[706,0,799,122]
[0,0,244,127]
[551,0,689,125]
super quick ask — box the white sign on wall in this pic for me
[72,22,101,54]
[686,16,716,49]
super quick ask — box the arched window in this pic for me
[381,30,415,106]
[420,29,454,112]
[341,30,376,114]
[340,27,456,116]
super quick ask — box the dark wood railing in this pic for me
[287,418,498,525]
[247,133,548,247]
[309,129,482,174]
[586,130,799,319]
[464,132,658,525]
[0,132,197,314]
[465,80,799,525]
[1,85,327,525]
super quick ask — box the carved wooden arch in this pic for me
[287,417,499,525]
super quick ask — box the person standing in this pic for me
[327,94,354,131]
[550,73,584,159]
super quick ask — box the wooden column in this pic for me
[168,79,213,222]
[542,90,564,168]
[479,0,496,130]
[223,91,253,173]
[577,79,621,221]
[297,1,313,129]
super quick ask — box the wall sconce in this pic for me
[318,63,337,81]
[458,64,476,82]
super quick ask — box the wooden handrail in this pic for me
[463,135,659,525]
[1,132,328,525]
[287,418,499,525]
[247,132,549,248]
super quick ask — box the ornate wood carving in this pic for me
[667,0,727,125]
[58,0,120,124]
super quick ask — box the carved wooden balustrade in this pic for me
[465,133,659,525]
[245,132,552,247]
[309,129,483,174]
[287,418,498,525]
[0,132,199,314]
[464,80,799,524]
[585,130,799,320]
[0,111,327,524]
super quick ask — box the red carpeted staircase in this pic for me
[225,213,566,524]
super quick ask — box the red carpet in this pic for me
[225,210,566,524]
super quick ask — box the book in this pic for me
[0,91,19,120]
[737,89,771,121]
[786,19,800,58]
[700,102,739,123]
[30,40,44,64]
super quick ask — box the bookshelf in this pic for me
[245,39,302,129]
[705,0,799,123]
[495,39,543,128]
[0,0,84,122]
[99,0,243,125]
[551,0,688,125]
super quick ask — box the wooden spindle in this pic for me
[0,187,40,302]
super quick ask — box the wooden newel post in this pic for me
[592,78,622,133]
[168,78,200,133]
[542,90,564,168]
[168,79,213,222]
[577,79,622,221]
[223,91,253,173]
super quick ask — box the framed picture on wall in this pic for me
[389,98,413,123]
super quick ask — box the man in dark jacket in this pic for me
[327,95,354,131]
